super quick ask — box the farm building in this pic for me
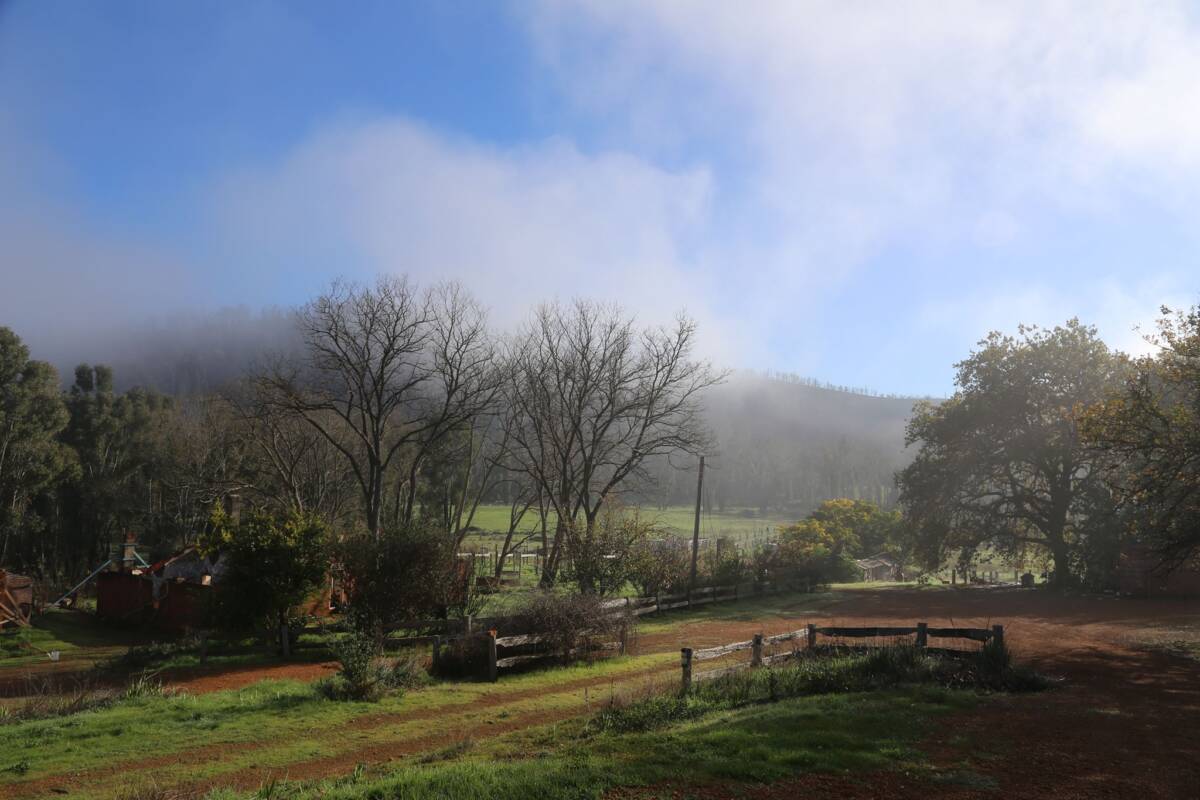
[96,547,224,631]
[853,553,903,582]
[1117,543,1200,597]
[96,544,333,631]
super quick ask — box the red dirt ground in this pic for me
[619,587,1200,799]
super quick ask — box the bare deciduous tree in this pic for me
[506,300,724,586]
[256,276,498,538]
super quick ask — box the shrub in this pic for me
[435,589,638,679]
[203,506,330,636]
[627,539,690,597]
[774,520,859,586]
[563,505,659,596]
[317,631,428,701]
[505,591,630,663]
[973,638,1050,692]
[336,523,469,640]
[700,539,747,586]
[431,633,490,679]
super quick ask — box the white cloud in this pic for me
[207,117,760,366]
[517,1,1200,384]
[531,2,1200,211]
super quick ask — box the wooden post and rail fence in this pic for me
[680,622,1004,691]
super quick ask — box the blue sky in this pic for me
[2,1,1199,396]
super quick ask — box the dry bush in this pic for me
[505,591,631,662]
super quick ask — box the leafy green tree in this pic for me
[203,505,330,634]
[808,498,902,557]
[1083,305,1200,568]
[775,518,858,584]
[0,328,70,569]
[897,320,1127,587]
[61,365,175,567]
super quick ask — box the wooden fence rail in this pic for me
[681,622,1004,691]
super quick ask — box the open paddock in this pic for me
[0,586,1198,799]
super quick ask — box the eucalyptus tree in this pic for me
[0,328,70,568]
[61,364,175,568]
[897,320,1127,587]
[506,301,723,586]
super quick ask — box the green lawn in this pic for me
[0,609,147,667]
[461,504,795,549]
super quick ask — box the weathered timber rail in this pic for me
[680,622,1005,690]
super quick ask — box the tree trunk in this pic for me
[540,520,564,587]
[1050,540,1071,588]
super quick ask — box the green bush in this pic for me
[317,632,428,701]
[203,506,330,636]
[336,523,468,639]
[627,539,690,597]
[700,540,747,586]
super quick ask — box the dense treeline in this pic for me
[6,279,1197,598]
[2,291,917,587]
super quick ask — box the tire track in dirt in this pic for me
[183,703,589,794]
[0,662,675,799]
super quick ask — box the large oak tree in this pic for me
[897,320,1127,587]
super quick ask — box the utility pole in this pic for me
[689,455,705,592]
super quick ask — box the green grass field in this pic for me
[460,504,794,550]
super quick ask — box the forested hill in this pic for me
[645,371,925,515]
[32,317,925,517]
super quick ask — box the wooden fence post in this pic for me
[432,635,442,672]
[619,623,629,656]
[807,623,817,649]
[655,593,661,615]
[991,625,1005,649]
[680,648,693,692]
[751,633,763,667]
[915,622,927,648]
[280,623,290,659]
[487,631,498,683]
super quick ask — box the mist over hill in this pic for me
[19,314,923,518]
[642,371,923,515]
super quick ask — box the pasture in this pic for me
[2,586,1199,799]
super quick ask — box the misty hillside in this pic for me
[642,371,922,514]
[25,315,923,517]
